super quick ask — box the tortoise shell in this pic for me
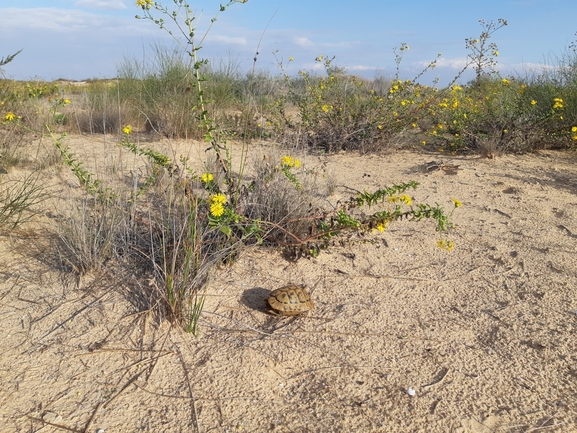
[266,285,314,316]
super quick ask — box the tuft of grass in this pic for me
[0,172,46,229]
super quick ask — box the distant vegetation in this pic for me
[2,26,577,155]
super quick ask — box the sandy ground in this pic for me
[1,134,577,432]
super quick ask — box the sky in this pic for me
[1,0,576,86]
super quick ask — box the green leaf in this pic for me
[220,225,232,236]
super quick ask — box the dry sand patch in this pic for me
[0,136,576,432]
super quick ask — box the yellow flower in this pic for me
[531,100,537,106]
[553,98,564,109]
[122,125,132,134]
[451,198,463,207]
[3,112,16,121]
[64,98,71,104]
[201,173,214,183]
[377,125,383,130]
[572,126,577,133]
[501,78,510,85]
[288,56,294,61]
[136,0,154,5]
[421,140,427,145]
[210,202,225,217]
[436,239,455,251]
[210,193,226,205]
[321,104,331,113]
[399,194,412,206]
[376,222,387,232]
[281,156,301,168]
[452,85,463,92]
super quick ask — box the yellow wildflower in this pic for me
[501,78,510,85]
[280,156,300,168]
[399,195,412,206]
[451,198,463,208]
[531,100,537,106]
[210,202,225,217]
[553,98,564,109]
[321,104,331,113]
[376,222,387,232]
[3,112,16,121]
[210,193,226,205]
[288,56,294,62]
[201,173,214,183]
[436,239,455,251]
[122,125,132,134]
[572,126,577,133]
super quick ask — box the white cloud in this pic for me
[507,62,556,72]
[293,36,358,50]
[419,57,468,70]
[0,7,149,34]
[207,34,247,46]
[347,65,379,71]
[322,41,359,49]
[0,7,103,31]
[294,37,314,48]
[75,0,127,10]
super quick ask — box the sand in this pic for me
[0,134,576,432]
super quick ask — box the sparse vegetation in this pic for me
[2,4,577,335]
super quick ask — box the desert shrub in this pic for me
[264,43,449,153]
[423,19,577,154]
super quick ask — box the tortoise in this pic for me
[265,285,314,316]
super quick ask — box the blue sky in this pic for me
[1,0,576,85]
